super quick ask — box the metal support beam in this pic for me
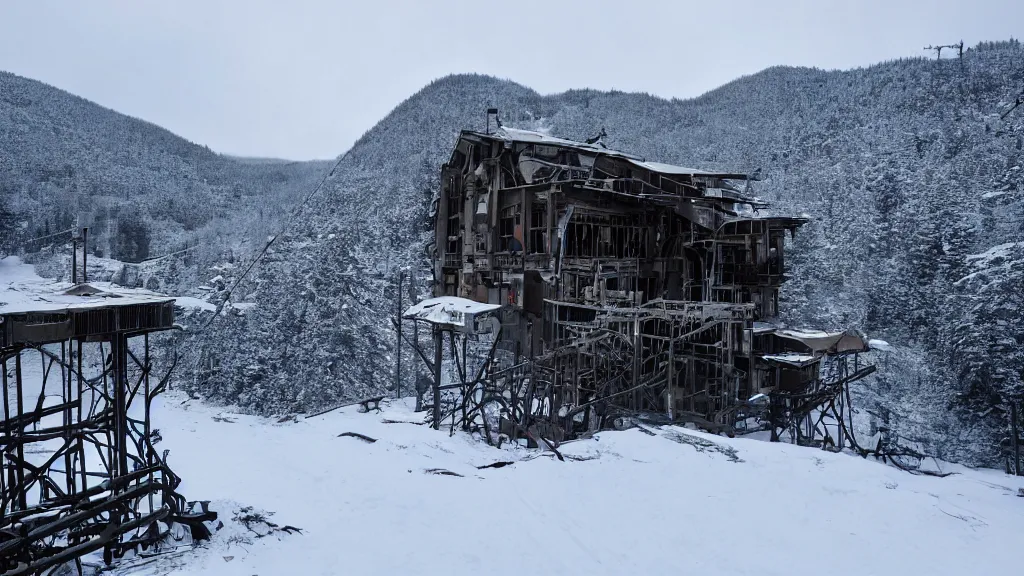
[395,271,404,399]
[431,328,443,430]
[111,333,129,530]
[666,334,674,420]
[1012,401,1020,476]
[0,332,213,571]
[14,351,26,511]
[82,227,89,283]
[71,237,78,284]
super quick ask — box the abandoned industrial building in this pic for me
[1,115,884,573]
[406,117,875,448]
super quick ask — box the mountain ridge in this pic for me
[194,41,1024,467]
[4,41,1023,467]
[0,69,331,293]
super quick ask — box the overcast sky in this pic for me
[1,0,1020,160]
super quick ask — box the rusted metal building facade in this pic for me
[428,123,872,441]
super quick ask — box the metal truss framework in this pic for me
[405,302,875,455]
[1,299,214,575]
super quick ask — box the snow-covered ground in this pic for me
[4,255,1023,576]
[145,395,1024,576]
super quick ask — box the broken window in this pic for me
[498,205,522,253]
[529,208,546,254]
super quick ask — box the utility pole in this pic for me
[924,41,963,60]
[431,327,443,430]
[81,227,88,283]
[408,271,420,407]
[71,233,79,284]
[395,270,405,399]
[1012,401,1020,476]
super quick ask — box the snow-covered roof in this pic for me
[775,328,870,355]
[761,353,819,368]
[868,339,894,352]
[0,256,202,318]
[0,257,183,346]
[490,127,643,161]
[402,296,500,329]
[630,160,714,175]
[723,215,809,228]
[625,159,751,181]
[481,127,752,180]
[0,282,173,315]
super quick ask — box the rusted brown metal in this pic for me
[408,120,875,448]
[0,290,214,573]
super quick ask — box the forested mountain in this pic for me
[0,70,330,290]
[195,41,1024,466]
[4,42,1022,466]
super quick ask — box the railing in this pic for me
[718,263,784,285]
[493,253,523,269]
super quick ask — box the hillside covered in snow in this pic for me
[1,251,1018,575]
[1,251,1018,576]
[3,41,1023,467]
[189,42,1024,467]
[0,70,330,291]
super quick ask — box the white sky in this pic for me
[1,0,1020,160]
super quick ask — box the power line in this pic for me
[19,227,75,246]
[199,149,350,331]
[1000,92,1024,120]
[136,244,202,266]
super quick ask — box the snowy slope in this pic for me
[6,42,1024,466]
[0,68,330,269]
[186,41,1024,467]
[146,395,1023,576]
[3,259,1021,575]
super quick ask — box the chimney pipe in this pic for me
[82,227,88,283]
[71,235,78,284]
[486,108,499,135]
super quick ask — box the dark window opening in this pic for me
[498,205,522,253]
[529,208,546,254]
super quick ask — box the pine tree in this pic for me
[0,201,17,256]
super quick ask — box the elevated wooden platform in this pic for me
[0,283,175,349]
[0,282,209,573]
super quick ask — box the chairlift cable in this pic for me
[198,149,351,331]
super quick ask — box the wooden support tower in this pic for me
[0,283,215,572]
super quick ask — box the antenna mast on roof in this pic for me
[486,108,501,135]
[585,127,607,145]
